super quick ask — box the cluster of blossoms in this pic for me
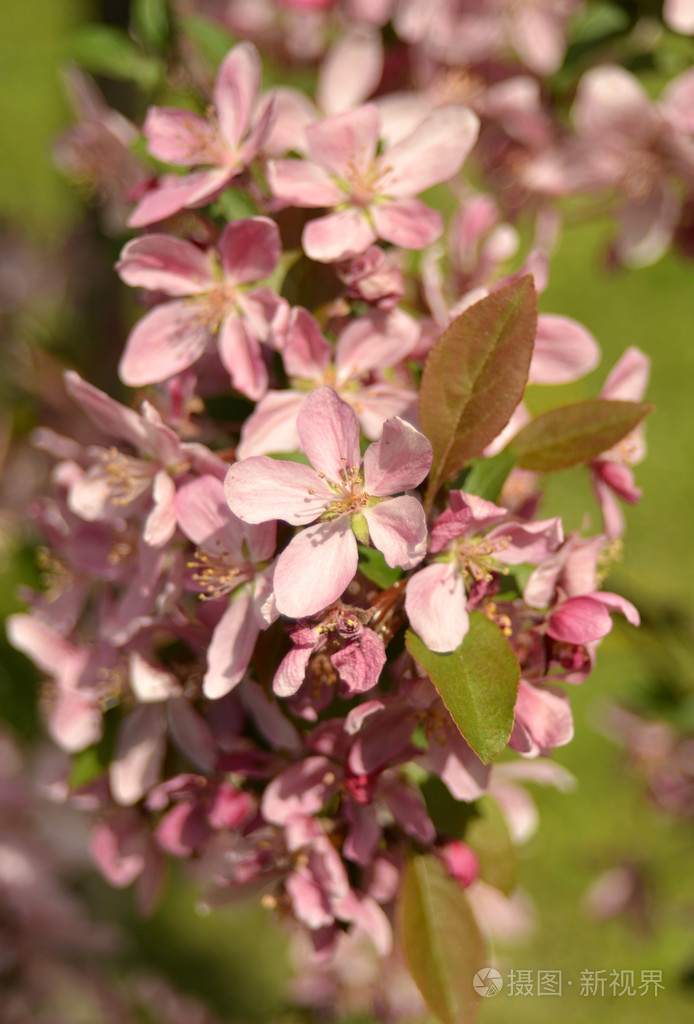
[7,0,677,1017]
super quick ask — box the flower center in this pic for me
[342,158,390,208]
[322,465,371,518]
[188,548,251,599]
[100,448,154,505]
[453,535,510,582]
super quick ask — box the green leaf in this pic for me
[457,448,517,503]
[419,277,537,510]
[512,398,654,472]
[571,1,629,45]
[406,612,520,764]
[357,544,403,589]
[181,14,237,70]
[131,0,170,51]
[212,188,260,221]
[69,745,107,789]
[399,854,486,1024]
[267,450,311,466]
[69,25,162,88]
[464,796,517,895]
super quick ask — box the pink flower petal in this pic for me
[110,705,167,806]
[317,28,383,116]
[363,416,432,496]
[601,346,650,402]
[236,390,305,459]
[90,814,147,887]
[529,314,600,384]
[166,697,216,772]
[262,756,335,825]
[118,299,212,386]
[204,588,261,699]
[426,722,490,802]
[283,308,332,380]
[303,208,376,262]
[335,309,419,380]
[218,313,268,401]
[363,495,427,569]
[664,0,694,33]
[331,628,386,693]
[594,591,640,627]
[274,518,358,618]
[127,169,233,228]
[405,561,468,653]
[490,517,564,566]
[380,778,435,845]
[274,642,315,698]
[116,234,215,296]
[143,107,213,166]
[574,65,656,140]
[218,217,281,285]
[371,198,443,249]
[267,158,343,207]
[214,42,261,150]
[380,106,479,197]
[143,470,177,547]
[547,596,613,644]
[64,371,148,450]
[306,104,381,177]
[50,688,103,753]
[176,474,244,555]
[225,456,329,526]
[297,386,361,482]
[514,680,574,753]
[343,803,381,865]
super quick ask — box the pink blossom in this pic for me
[509,680,574,757]
[268,102,479,261]
[405,491,563,652]
[128,43,273,227]
[6,614,103,752]
[394,0,581,75]
[175,474,277,698]
[525,534,640,656]
[117,218,285,399]
[274,605,386,698]
[237,307,418,458]
[567,65,694,266]
[346,678,490,802]
[58,371,226,548]
[226,386,432,618]
[591,347,650,538]
[147,774,254,858]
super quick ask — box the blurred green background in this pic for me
[1,1,693,1022]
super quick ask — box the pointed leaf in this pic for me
[420,278,537,509]
[456,449,517,503]
[399,853,486,1024]
[406,612,520,764]
[357,544,403,589]
[512,399,654,472]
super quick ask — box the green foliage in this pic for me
[357,544,403,588]
[512,398,653,472]
[181,14,237,71]
[399,853,486,1024]
[212,188,260,221]
[131,0,170,52]
[456,448,517,502]
[419,277,537,510]
[70,24,163,88]
[406,612,520,764]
